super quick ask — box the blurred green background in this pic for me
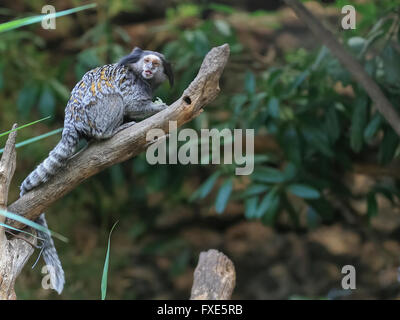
[1,0,400,299]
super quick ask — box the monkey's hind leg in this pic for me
[89,94,126,140]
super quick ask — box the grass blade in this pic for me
[101,221,119,300]
[0,208,68,243]
[0,128,62,154]
[0,116,51,138]
[0,3,97,33]
[0,222,45,241]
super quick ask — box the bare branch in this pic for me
[0,124,18,242]
[283,0,400,136]
[7,44,230,229]
[190,249,236,300]
[0,125,17,207]
[0,125,35,300]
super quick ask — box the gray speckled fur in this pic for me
[19,48,172,294]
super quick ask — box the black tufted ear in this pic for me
[161,58,174,87]
[118,47,143,66]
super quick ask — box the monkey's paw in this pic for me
[154,97,165,105]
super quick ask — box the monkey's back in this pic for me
[64,64,132,138]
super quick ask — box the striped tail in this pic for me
[36,213,65,294]
[19,126,79,295]
[20,126,79,196]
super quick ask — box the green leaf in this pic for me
[245,196,258,219]
[75,49,102,78]
[244,71,256,95]
[287,184,321,199]
[0,208,67,242]
[215,178,233,214]
[101,221,119,300]
[359,29,384,59]
[306,206,320,229]
[239,184,270,199]
[287,70,309,95]
[282,162,297,181]
[252,166,286,184]
[231,94,247,115]
[325,107,340,143]
[49,78,70,101]
[193,30,209,55]
[17,84,40,118]
[256,187,278,218]
[381,45,400,85]
[259,187,280,224]
[311,46,329,71]
[214,20,231,36]
[267,97,280,119]
[252,154,272,165]
[302,126,334,158]
[281,127,301,165]
[0,3,97,33]
[378,128,399,165]
[306,198,334,221]
[38,86,56,117]
[208,3,235,14]
[189,171,221,202]
[350,95,368,152]
[364,113,382,141]
[266,68,283,89]
[347,37,366,54]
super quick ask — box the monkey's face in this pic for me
[140,54,163,80]
[118,47,174,87]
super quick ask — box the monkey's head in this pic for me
[118,47,174,87]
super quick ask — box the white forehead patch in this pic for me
[143,54,161,63]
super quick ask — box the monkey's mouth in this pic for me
[143,70,153,78]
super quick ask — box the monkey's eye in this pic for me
[153,62,159,67]
[144,58,150,63]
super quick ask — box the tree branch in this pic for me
[0,125,35,300]
[283,0,400,136]
[7,44,230,230]
[0,124,17,237]
[190,249,236,300]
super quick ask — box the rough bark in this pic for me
[190,249,236,300]
[7,43,230,230]
[0,125,35,300]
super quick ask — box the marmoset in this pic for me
[19,47,173,294]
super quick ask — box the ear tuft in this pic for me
[118,47,143,66]
[162,59,174,87]
[131,47,143,54]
